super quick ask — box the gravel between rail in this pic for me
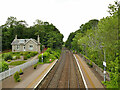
[36,48,85,89]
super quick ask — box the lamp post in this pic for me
[100,45,106,82]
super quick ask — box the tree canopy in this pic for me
[1,17,64,50]
[65,1,119,88]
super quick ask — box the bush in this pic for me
[7,60,11,62]
[23,52,29,55]
[4,54,12,61]
[27,54,31,58]
[24,56,28,60]
[38,52,49,63]
[33,51,38,55]
[33,64,37,69]
[87,61,93,68]
[38,54,42,62]
[12,56,17,60]
[16,55,20,59]
[30,53,34,57]
[0,61,9,73]
[38,48,61,63]
[46,48,52,54]
[19,69,23,75]
[13,71,21,82]
[20,52,24,55]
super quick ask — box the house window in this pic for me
[29,45,33,50]
[17,45,19,50]
[23,45,25,51]
[24,45,25,49]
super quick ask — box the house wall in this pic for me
[12,44,24,52]
[25,40,38,52]
[12,40,40,52]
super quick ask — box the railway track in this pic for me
[35,48,85,89]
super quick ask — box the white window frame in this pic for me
[23,45,26,51]
[29,44,33,50]
[16,45,19,50]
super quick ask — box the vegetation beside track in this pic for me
[65,1,120,88]
[38,48,61,63]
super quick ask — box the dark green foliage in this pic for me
[24,56,28,60]
[19,69,23,75]
[33,64,37,69]
[16,55,20,59]
[87,61,93,68]
[65,1,119,88]
[13,71,21,82]
[65,32,76,49]
[0,61,9,73]
[7,60,11,62]
[1,17,63,50]
[4,54,12,61]
[27,54,31,58]
[38,48,61,63]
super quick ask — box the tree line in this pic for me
[65,1,120,88]
[1,17,64,50]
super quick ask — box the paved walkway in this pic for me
[75,54,104,88]
[2,60,57,88]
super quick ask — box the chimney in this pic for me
[15,35,17,39]
[37,35,40,43]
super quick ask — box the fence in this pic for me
[0,59,39,81]
[78,53,110,81]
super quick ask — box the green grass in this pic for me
[9,61,26,66]
[37,62,44,65]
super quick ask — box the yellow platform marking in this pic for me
[26,63,53,88]
[75,54,95,88]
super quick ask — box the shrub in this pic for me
[26,54,31,59]
[19,69,23,75]
[30,53,34,57]
[4,54,12,61]
[33,64,37,69]
[87,61,93,68]
[24,56,28,60]
[20,52,24,55]
[46,48,52,54]
[38,48,61,63]
[13,71,21,82]
[16,55,20,59]
[54,52,60,59]
[0,61,9,73]
[38,54,42,62]
[23,52,29,55]
[12,56,17,60]
[7,60,11,62]
[33,51,38,55]
[38,52,49,63]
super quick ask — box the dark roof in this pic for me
[11,38,40,45]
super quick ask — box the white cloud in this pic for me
[0,0,115,41]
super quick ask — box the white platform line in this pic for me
[33,59,58,89]
[73,54,88,90]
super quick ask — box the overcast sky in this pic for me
[0,0,115,41]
